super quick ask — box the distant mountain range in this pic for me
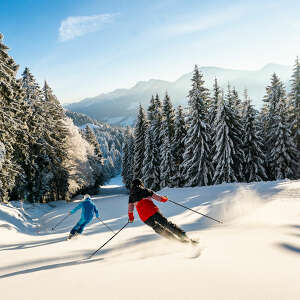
[65,64,293,126]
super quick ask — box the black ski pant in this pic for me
[144,211,187,242]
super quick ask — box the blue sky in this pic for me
[1,0,299,103]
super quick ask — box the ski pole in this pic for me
[168,199,223,224]
[97,217,116,234]
[88,221,129,259]
[51,214,70,231]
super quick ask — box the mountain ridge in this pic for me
[65,63,292,126]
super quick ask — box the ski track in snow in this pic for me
[1,178,300,300]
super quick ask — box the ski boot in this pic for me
[67,232,79,240]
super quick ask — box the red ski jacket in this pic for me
[128,187,168,222]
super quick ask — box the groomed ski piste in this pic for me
[1,176,300,300]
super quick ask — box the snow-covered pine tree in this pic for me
[241,89,250,117]
[122,127,133,189]
[147,95,156,120]
[212,92,239,184]
[225,85,245,182]
[127,132,135,187]
[21,67,43,103]
[243,100,267,182]
[208,78,222,178]
[171,105,187,187]
[19,73,70,202]
[142,125,156,189]
[232,87,243,117]
[153,94,163,156]
[0,33,28,201]
[262,73,287,179]
[268,86,298,179]
[142,96,160,190]
[20,67,46,202]
[160,92,176,188]
[83,125,104,162]
[210,78,221,125]
[148,94,163,188]
[83,125,105,192]
[133,105,147,180]
[41,81,71,201]
[108,143,122,175]
[182,65,212,186]
[289,57,300,177]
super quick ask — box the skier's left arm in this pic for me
[152,193,168,202]
[70,203,83,214]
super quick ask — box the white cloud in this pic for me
[59,13,118,41]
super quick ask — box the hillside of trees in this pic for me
[122,61,300,190]
[0,33,123,203]
[66,110,124,178]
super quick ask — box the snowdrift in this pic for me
[0,202,39,234]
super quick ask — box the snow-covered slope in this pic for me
[1,179,300,300]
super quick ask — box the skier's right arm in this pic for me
[70,203,83,215]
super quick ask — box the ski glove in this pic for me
[161,196,168,202]
[128,212,134,223]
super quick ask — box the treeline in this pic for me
[122,60,300,190]
[66,110,124,177]
[0,33,120,203]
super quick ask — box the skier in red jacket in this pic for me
[128,178,195,244]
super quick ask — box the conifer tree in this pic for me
[160,92,176,188]
[182,65,212,186]
[0,33,27,201]
[83,125,105,192]
[142,126,156,189]
[210,78,221,125]
[232,87,243,116]
[42,81,71,201]
[84,125,104,162]
[289,57,300,177]
[213,93,239,184]
[243,100,267,182]
[268,89,298,179]
[148,94,163,188]
[209,78,222,177]
[171,105,186,187]
[127,132,135,186]
[21,67,43,103]
[20,68,45,202]
[122,127,133,189]
[133,105,147,180]
[142,96,160,190]
[262,73,287,179]
[225,85,245,181]
[152,94,163,166]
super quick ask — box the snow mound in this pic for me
[0,201,53,235]
[0,203,34,234]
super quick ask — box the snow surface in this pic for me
[1,179,300,300]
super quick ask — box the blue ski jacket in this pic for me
[70,198,99,223]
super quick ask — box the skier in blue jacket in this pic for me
[68,194,99,240]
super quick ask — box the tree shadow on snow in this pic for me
[0,236,67,252]
[277,243,300,255]
[0,257,103,279]
[276,224,300,256]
